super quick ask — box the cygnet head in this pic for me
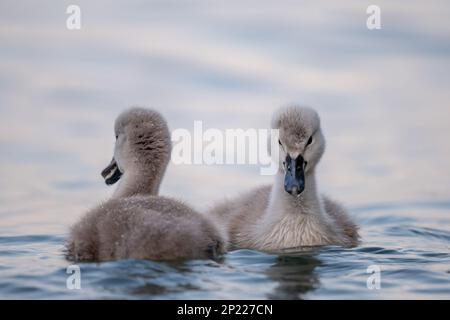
[101,107,171,189]
[271,105,325,197]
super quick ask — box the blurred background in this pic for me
[1,0,449,233]
[0,0,449,299]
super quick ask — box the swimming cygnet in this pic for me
[67,107,226,261]
[209,105,359,251]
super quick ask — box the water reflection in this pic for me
[266,252,321,299]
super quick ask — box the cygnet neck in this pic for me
[113,166,164,198]
[267,167,323,218]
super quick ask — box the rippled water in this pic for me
[1,202,450,299]
[1,0,450,299]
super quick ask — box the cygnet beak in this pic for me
[284,154,306,196]
[101,158,123,185]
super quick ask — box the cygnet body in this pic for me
[67,108,226,261]
[209,106,359,251]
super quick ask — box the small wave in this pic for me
[0,234,65,245]
[387,226,450,242]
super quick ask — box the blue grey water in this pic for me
[0,0,449,299]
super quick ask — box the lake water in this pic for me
[0,0,449,299]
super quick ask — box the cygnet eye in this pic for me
[278,139,282,146]
[115,134,118,140]
[306,135,313,146]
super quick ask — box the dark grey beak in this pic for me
[101,158,122,185]
[284,154,305,196]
